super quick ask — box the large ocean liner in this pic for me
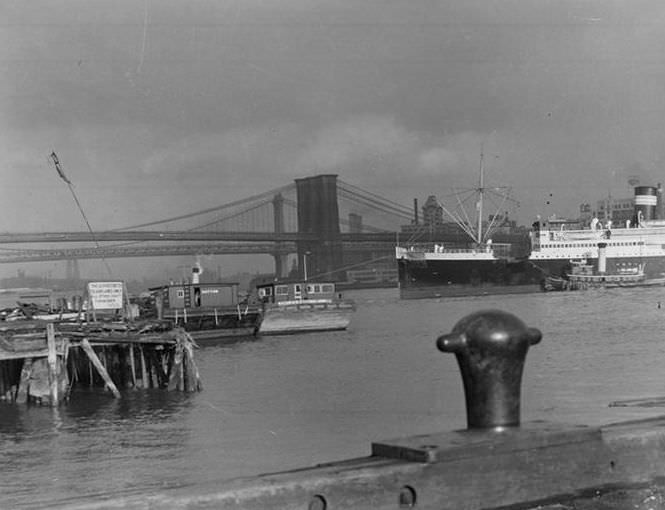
[397,177,665,299]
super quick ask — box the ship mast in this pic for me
[477,149,484,244]
[434,146,517,246]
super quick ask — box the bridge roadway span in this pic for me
[0,231,396,244]
[0,241,396,263]
[0,231,397,263]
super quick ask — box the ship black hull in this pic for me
[398,255,665,299]
[398,257,545,299]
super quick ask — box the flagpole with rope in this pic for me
[50,151,113,277]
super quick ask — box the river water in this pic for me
[2,287,665,508]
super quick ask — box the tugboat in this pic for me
[541,242,665,291]
[255,280,355,335]
[150,263,262,342]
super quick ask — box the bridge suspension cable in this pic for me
[115,183,295,230]
[337,180,413,220]
[191,197,274,231]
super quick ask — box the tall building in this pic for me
[592,196,635,225]
[421,195,444,226]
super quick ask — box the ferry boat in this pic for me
[150,264,262,341]
[397,179,665,299]
[255,280,355,335]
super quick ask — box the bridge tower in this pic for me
[272,193,289,278]
[295,174,344,281]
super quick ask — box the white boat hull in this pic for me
[259,300,355,335]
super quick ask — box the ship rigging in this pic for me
[433,150,519,245]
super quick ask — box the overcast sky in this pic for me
[3,0,665,279]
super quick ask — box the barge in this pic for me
[255,280,355,335]
[150,264,262,341]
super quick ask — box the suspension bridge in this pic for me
[0,175,416,281]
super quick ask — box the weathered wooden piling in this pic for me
[128,343,137,387]
[0,319,202,405]
[15,358,31,404]
[46,309,665,510]
[47,323,59,405]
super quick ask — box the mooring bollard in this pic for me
[437,309,542,429]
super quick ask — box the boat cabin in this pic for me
[151,282,242,310]
[256,281,337,304]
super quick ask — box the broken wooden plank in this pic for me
[80,339,121,399]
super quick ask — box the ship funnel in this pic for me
[597,242,607,275]
[192,262,203,284]
[635,186,657,223]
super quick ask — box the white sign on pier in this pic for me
[87,281,124,310]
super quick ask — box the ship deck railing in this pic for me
[397,242,512,257]
[538,225,665,241]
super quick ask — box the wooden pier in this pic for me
[0,319,202,405]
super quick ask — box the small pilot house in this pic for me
[154,282,241,310]
[256,281,337,304]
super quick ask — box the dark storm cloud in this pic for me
[3,0,665,238]
[4,1,580,132]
